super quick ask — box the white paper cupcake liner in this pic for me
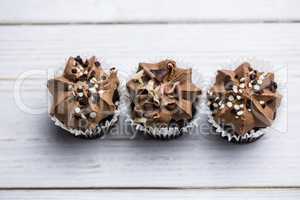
[204,58,287,143]
[50,109,120,138]
[121,58,204,139]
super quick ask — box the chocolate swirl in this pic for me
[127,60,202,127]
[207,62,282,136]
[47,56,119,131]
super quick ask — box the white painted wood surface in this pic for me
[0,24,297,190]
[1,189,300,200]
[0,0,300,196]
[0,0,300,23]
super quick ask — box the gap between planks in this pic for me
[1,20,300,26]
[1,186,300,191]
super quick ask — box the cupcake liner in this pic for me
[48,58,121,138]
[50,109,120,138]
[204,58,287,143]
[121,58,204,139]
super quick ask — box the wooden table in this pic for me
[0,0,299,199]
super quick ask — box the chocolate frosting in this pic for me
[47,56,119,131]
[127,60,202,126]
[207,62,282,136]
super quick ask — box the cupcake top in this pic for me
[47,56,119,131]
[207,62,282,135]
[127,60,202,127]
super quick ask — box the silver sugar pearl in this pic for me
[257,79,263,85]
[237,110,244,116]
[89,112,97,119]
[234,104,240,110]
[253,85,260,91]
[233,85,238,93]
[228,95,235,101]
[226,102,233,108]
[74,107,81,114]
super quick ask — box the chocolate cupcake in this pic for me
[207,62,282,143]
[126,60,202,139]
[47,56,120,138]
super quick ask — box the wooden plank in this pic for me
[0,24,296,188]
[0,76,294,188]
[0,24,299,78]
[1,189,300,200]
[0,0,300,24]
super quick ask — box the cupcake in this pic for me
[126,59,202,139]
[47,56,120,138]
[207,62,282,143]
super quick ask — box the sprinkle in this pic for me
[213,103,218,108]
[75,107,81,114]
[253,85,260,91]
[234,104,240,110]
[240,77,246,82]
[228,95,234,101]
[226,102,233,108]
[89,112,97,119]
[92,77,97,83]
[248,109,252,112]
[81,114,87,119]
[78,92,83,97]
[218,100,223,106]
[239,89,243,93]
[89,87,97,93]
[207,101,212,106]
[237,95,242,100]
[84,71,88,75]
[78,85,83,90]
[259,100,265,105]
[233,85,238,93]
[95,84,99,89]
[240,104,244,108]
[239,83,245,88]
[68,85,73,91]
[248,83,252,88]
[257,79,263,85]
[235,116,239,119]
[220,104,225,109]
[237,110,244,116]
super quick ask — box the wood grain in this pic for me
[1,189,300,200]
[0,24,299,78]
[0,24,297,189]
[0,0,299,24]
